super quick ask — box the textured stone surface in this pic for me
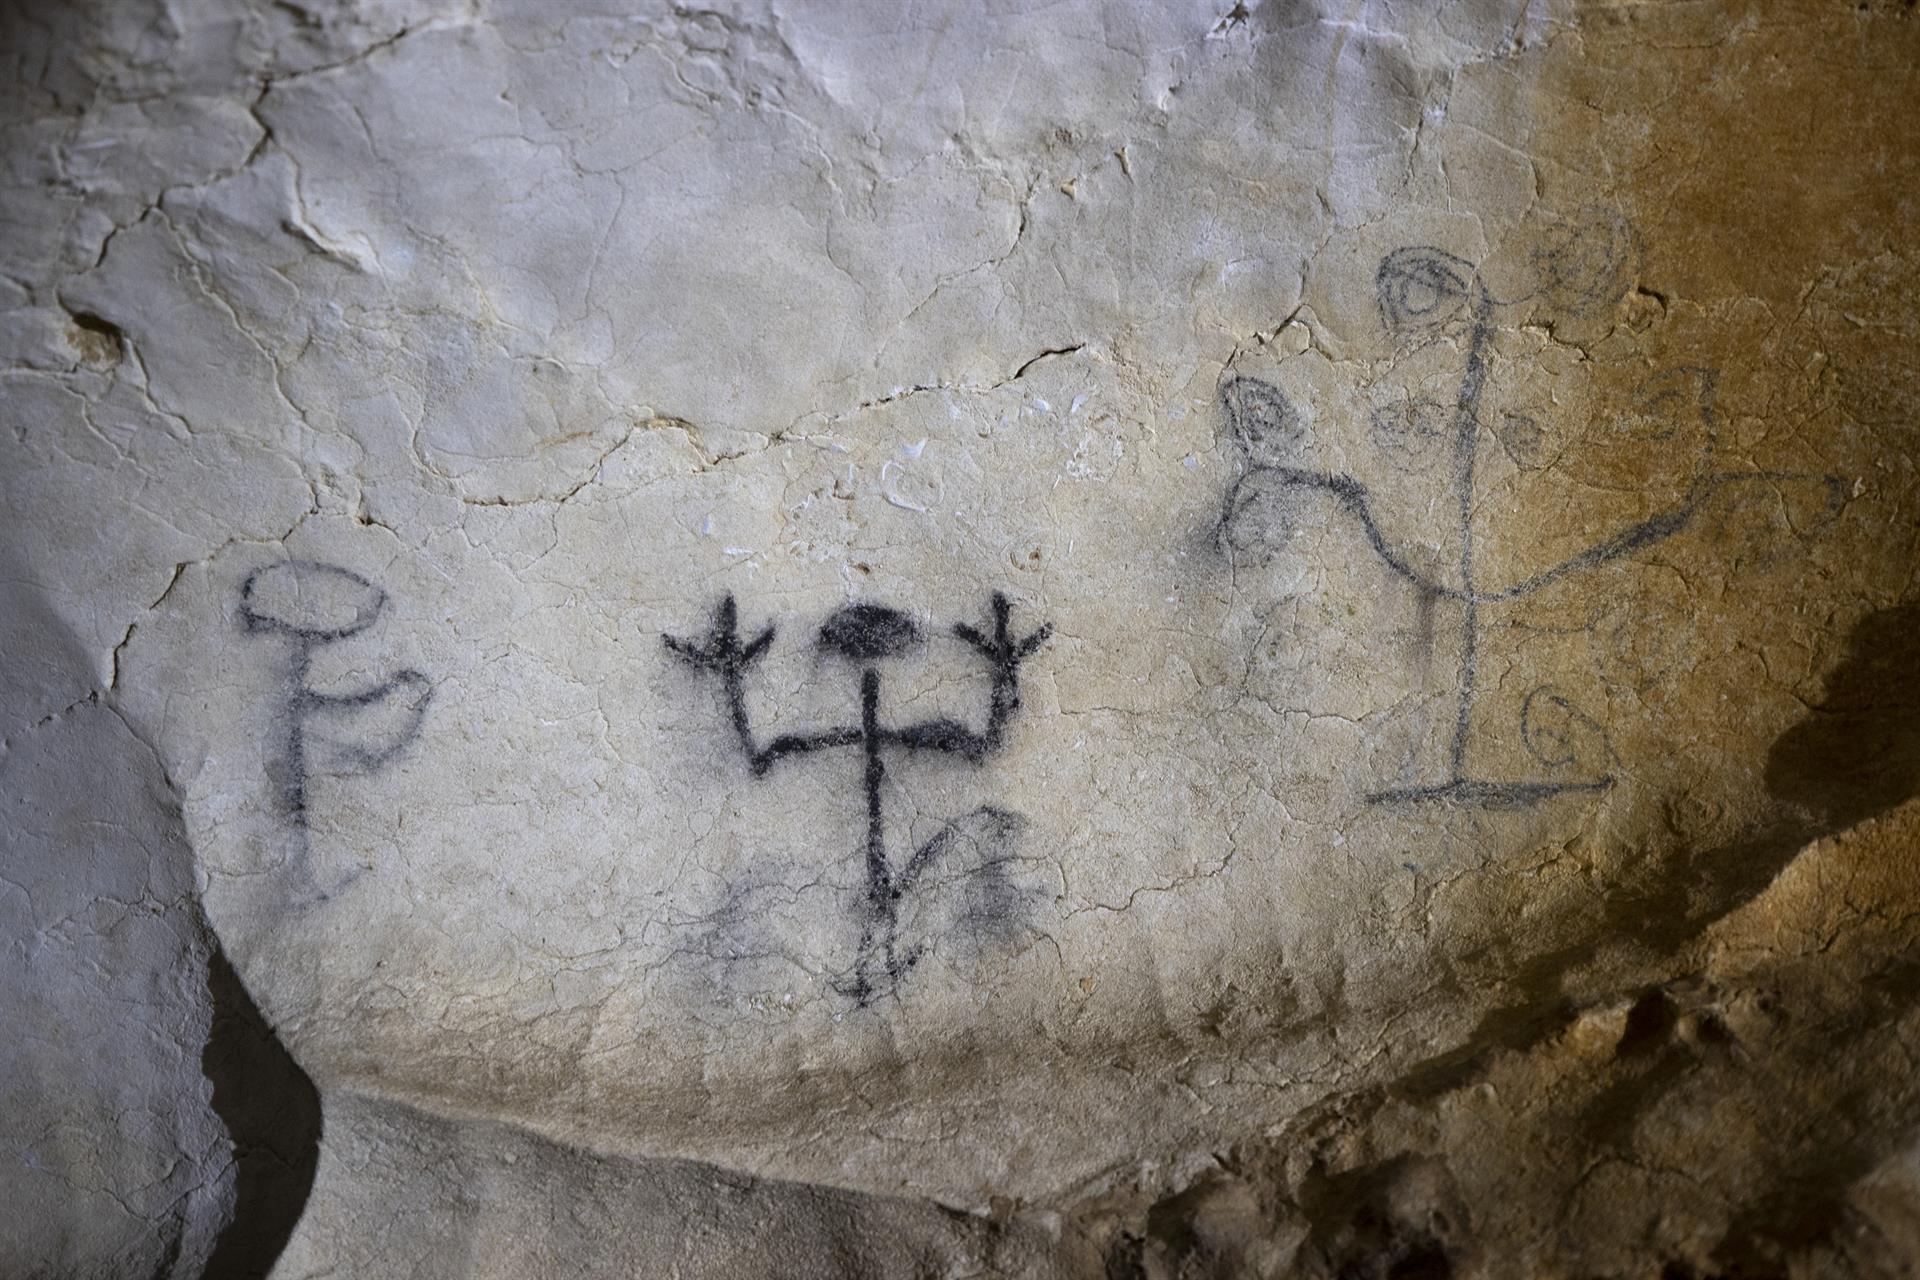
[3,0,1919,1274]
[0,576,233,1277]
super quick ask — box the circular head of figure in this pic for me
[1220,376,1305,466]
[1376,246,1476,335]
[817,603,921,661]
[1528,205,1637,319]
[240,559,388,641]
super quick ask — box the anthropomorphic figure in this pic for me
[1218,237,1845,806]
[666,593,1051,1002]
[241,560,432,898]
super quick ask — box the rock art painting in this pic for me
[666,592,1050,1003]
[1216,228,1848,807]
[10,3,1917,1275]
[241,560,431,900]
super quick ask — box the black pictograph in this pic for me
[1218,234,1847,808]
[665,592,1050,1003]
[241,560,431,898]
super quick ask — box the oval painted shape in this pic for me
[816,603,921,661]
[240,560,388,641]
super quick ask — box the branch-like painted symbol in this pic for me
[666,592,1050,1003]
[1217,236,1847,808]
[241,560,431,898]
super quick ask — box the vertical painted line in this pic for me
[1451,290,1495,782]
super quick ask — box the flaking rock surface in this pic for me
[3,0,1919,1275]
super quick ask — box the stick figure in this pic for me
[1218,241,1846,807]
[665,592,1050,1002]
[241,560,431,898]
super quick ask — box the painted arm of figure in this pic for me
[1482,470,1848,604]
[663,595,860,776]
[890,592,1052,762]
[1219,465,1459,600]
[298,669,435,775]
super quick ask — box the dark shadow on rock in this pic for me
[1295,1155,1465,1280]
[1712,604,1920,1270]
[1406,603,1920,1273]
[1605,599,1920,956]
[1764,601,1920,825]
[1597,601,1920,958]
[1709,948,1920,1276]
[201,937,322,1279]
[1397,602,1920,1105]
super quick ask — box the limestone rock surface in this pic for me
[4,0,1920,1275]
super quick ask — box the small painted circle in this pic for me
[1369,395,1451,455]
[1221,376,1305,464]
[817,603,921,660]
[1529,206,1636,318]
[1376,246,1475,335]
[1620,366,1716,444]
[240,560,387,640]
[1492,410,1552,470]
